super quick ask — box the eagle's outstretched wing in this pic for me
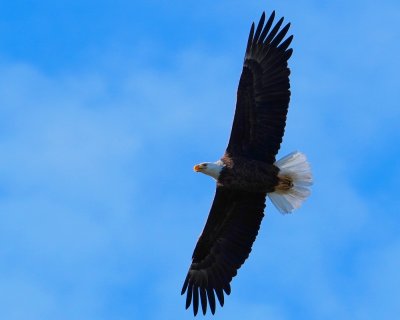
[181,187,266,315]
[226,11,293,164]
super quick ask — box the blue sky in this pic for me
[0,1,399,319]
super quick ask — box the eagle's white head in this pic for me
[193,160,224,180]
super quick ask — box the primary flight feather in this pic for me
[181,11,313,316]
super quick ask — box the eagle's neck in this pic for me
[203,160,224,180]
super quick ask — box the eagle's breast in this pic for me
[218,156,279,193]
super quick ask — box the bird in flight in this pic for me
[181,11,313,316]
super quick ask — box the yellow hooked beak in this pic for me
[193,164,201,172]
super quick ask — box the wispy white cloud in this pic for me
[0,47,238,319]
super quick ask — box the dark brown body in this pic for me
[218,155,280,193]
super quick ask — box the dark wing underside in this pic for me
[181,187,266,315]
[226,11,293,164]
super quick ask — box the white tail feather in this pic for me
[268,151,313,214]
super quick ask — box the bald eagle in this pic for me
[181,11,312,315]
